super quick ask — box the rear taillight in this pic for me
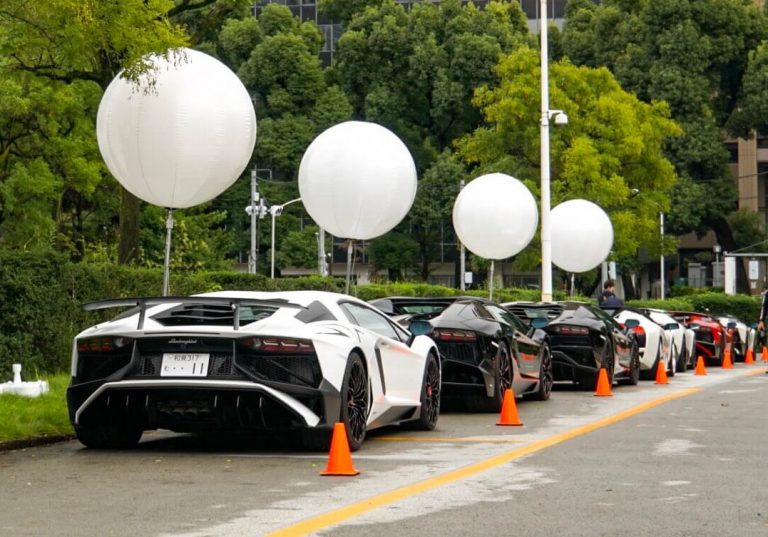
[77,336,133,353]
[632,326,645,337]
[433,329,477,342]
[239,337,315,353]
[553,325,589,335]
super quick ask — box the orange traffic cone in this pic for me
[745,347,755,365]
[654,359,669,385]
[762,346,768,362]
[321,422,359,476]
[695,355,707,376]
[722,349,734,369]
[497,389,523,426]
[594,367,613,397]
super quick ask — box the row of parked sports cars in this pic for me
[66,290,758,451]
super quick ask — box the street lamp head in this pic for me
[554,112,568,126]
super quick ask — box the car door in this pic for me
[590,305,632,367]
[486,304,540,386]
[338,301,425,401]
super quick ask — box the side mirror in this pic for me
[409,320,432,336]
[664,323,679,331]
[530,317,549,330]
[688,323,700,330]
[624,318,640,329]
[726,321,737,330]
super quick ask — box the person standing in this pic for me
[758,287,768,372]
[598,279,624,307]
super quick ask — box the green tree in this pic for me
[368,232,420,281]
[410,151,466,279]
[328,0,529,278]
[561,0,768,289]
[276,225,322,273]
[0,0,254,263]
[191,4,353,271]
[457,48,681,263]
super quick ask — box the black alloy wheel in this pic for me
[477,343,512,412]
[341,353,369,451]
[641,340,662,381]
[601,339,615,384]
[621,342,640,386]
[493,345,514,411]
[531,344,553,401]
[405,352,441,430]
[676,341,688,373]
[667,342,676,377]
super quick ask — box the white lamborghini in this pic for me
[67,291,441,451]
[612,308,676,379]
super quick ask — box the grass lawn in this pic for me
[0,373,73,443]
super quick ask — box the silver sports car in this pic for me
[67,291,441,451]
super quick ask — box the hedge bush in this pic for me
[0,251,761,377]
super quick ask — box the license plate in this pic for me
[160,353,210,377]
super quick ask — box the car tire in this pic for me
[531,344,553,401]
[579,340,613,391]
[74,423,142,449]
[475,344,512,412]
[621,342,640,386]
[301,351,370,452]
[485,344,515,412]
[676,341,687,373]
[667,342,676,378]
[403,352,440,431]
[640,342,661,381]
[340,352,369,451]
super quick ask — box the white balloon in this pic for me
[551,199,613,273]
[452,173,538,260]
[298,121,417,240]
[97,48,257,208]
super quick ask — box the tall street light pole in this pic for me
[270,198,302,279]
[540,0,553,302]
[660,211,665,300]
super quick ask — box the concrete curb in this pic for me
[0,434,74,452]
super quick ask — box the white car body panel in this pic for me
[68,290,440,442]
[613,310,673,372]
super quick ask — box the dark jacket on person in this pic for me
[599,292,624,308]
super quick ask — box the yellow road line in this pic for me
[267,387,702,537]
[373,436,525,444]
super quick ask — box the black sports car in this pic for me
[503,301,640,390]
[370,296,553,411]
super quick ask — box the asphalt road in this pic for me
[1,365,766,537]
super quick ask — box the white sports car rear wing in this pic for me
[83,296,305,330]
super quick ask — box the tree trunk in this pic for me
[118,187,141,264]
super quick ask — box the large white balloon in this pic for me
[298,121,417,240]
[551,199,614,273]
[452,173,538,260]
[97,48,257,208]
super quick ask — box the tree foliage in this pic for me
[560,0,768,260]
[458,47,681,262]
